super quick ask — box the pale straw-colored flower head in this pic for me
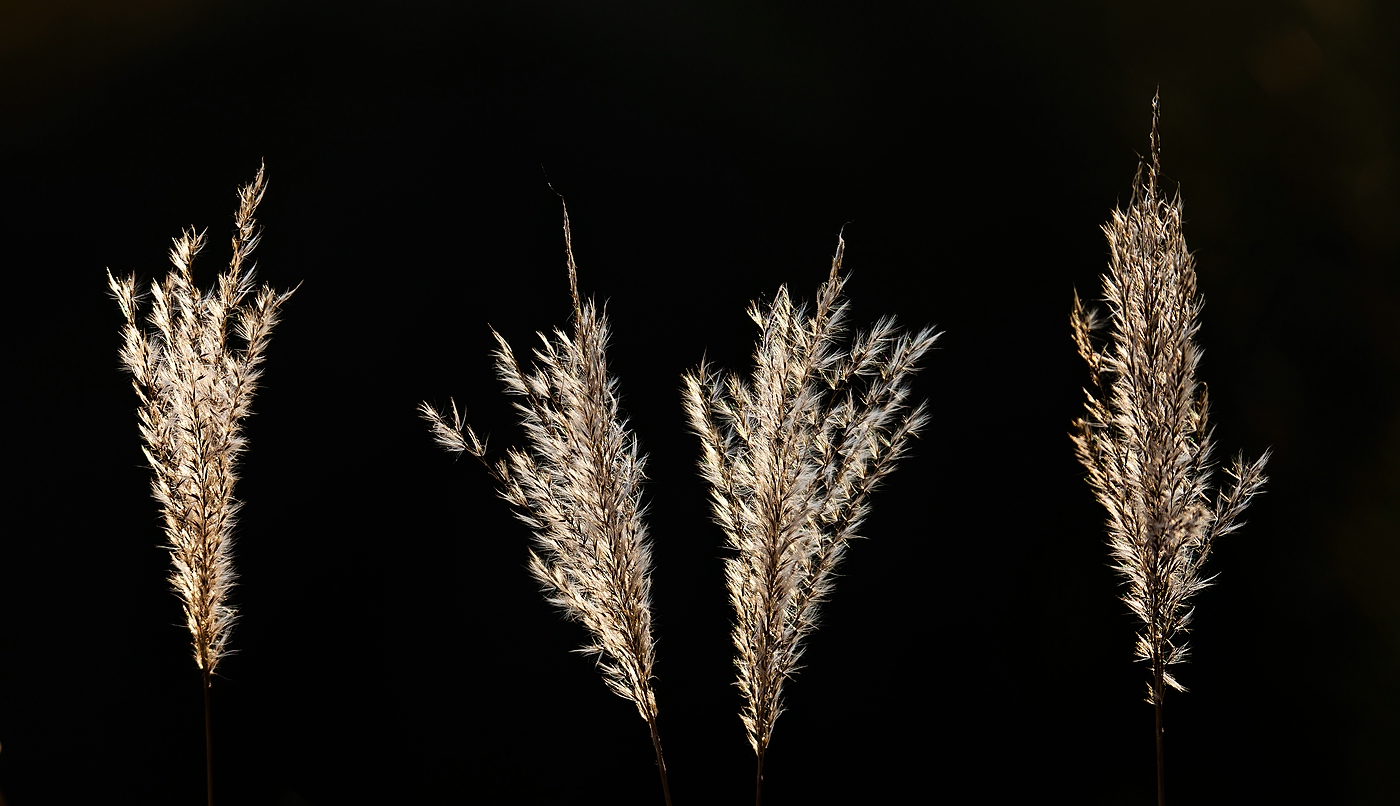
[109,164,296,676]
[682,235,937,764]
[1071,95,1269,703]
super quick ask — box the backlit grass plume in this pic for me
[107,164,295,806]
[682,236,937,805]
[420,203,672,806]
[1070,95,1269,806]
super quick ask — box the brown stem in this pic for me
[755,747,765,806]
[1154,669,1165,806]
[646,715,674,806]
[203,668,213,806]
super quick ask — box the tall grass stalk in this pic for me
[421,203,672,805]
[682,236,937,805]
[1070,95,1269,806]
[107,164,296,806]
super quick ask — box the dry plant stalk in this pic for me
[1071,95,1269,806]
[421,204,672,806]
[682,236,937,805]
[108,164,295,806]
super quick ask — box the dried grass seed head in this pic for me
[108,163,296,675]
[1071,97,1269,701]
[683,234,937,755]
[420,203,662,723]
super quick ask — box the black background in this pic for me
[2,1,1397,803]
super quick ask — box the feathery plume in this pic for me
[108,163,295,806]
[681,236,937,805]
[421,202,672,805]
[1070,94,1269,806]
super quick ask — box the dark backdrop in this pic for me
[1,1,1396,804]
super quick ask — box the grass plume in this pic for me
[1070,94,1270,806]
[421,202,672,805]
[681,235,937,805]
[107,163,295,805]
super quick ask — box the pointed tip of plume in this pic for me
[547,185,582,319]
[106,267,137,319]
[1149,88,1161,194]
[830,228,846,281]
[238,161,268,218]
